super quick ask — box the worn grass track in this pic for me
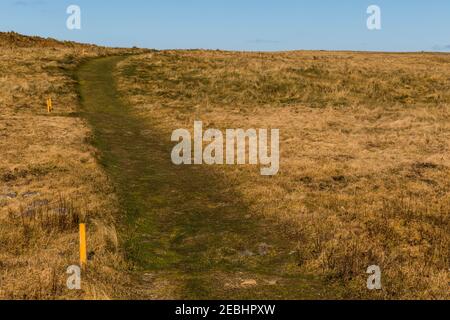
[77,55,341,299]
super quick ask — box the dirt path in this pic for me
[77,56,341,299]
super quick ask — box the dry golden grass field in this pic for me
[0,32,140,299]
[115,50,450,299]
[0,32,449,299]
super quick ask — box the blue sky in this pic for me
[0,0,449,52]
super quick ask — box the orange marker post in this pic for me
[79,223,87,268]
[47,98,53,113]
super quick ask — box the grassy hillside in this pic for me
[115,50,450,299]
[0,32,136,299]
[1,31,448,299]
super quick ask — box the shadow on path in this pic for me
[77,56,340,299]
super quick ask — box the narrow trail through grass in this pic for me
[77,55,341,299]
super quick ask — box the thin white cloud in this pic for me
[432,44,450,51]
[13,0,46,6]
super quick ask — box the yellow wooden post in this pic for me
[79,223,87,268]
[47,98,53,113]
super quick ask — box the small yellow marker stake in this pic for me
[47,98,53,113]
[79,223,87,268]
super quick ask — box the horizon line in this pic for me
[2,30,450,55]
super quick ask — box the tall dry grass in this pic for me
[116,50,450,299]
[0,32,137,299]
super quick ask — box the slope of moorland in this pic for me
[1,31,448,300]
[77,56,344,300]
[0,31,79,48]
[0,32,139,299]
[115,50,450,299]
